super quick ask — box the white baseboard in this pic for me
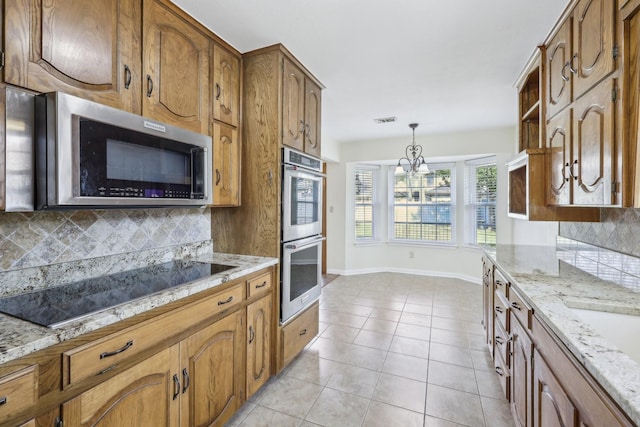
[325,267,481,285]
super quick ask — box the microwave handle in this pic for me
[191,147,207,199]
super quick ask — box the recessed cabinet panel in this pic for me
[573,78,615,205]
[143,0,210,134]
[533,350,576,427]
[212,122,240,206]
[246,295,271,398]
[573,0,616,98]
[282,59,305,151]
[213,44,241,128]
[546,18,573,119]
[4,0,141,113]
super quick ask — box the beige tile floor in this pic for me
[226,272,515,427]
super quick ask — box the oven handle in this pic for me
[284,164,326,177]
[284,237,326,250]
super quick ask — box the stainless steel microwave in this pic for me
[34,92,213,209]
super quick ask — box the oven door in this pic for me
[282,165,323,242]
[281,235,324,323]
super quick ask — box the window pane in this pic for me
[355,169,375,239]
[467,163,497,246]
[392,166,455,243]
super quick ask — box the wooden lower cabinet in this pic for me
[180,310,244,427]
[62,345,181,426]
[533,348,576,427]
[511,314,533,427]
[281,302,319,368]
[246,295,272,398]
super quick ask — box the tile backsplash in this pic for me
[0,208,211,271]
[559,208,640,257]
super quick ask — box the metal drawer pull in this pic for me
[182,368,190,394]
[249,326,255,344]
[256,281,268,289]
[0,397,6,406]
[124,65,132,89]
[97,364,118,376]
[146,75,153,97]
[218,296,234,306]
[100,340,134,359]
[511,302,522,311]
[495,306,503,314]
[495,366,504,376]
[216,83,221,100]
[299,328,308,336]
[495,336,504,345]
[172,374,180,400]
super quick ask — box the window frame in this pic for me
[464,157,497,247]
[354,165,380,242]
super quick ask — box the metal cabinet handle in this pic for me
[217,296,233,306]
[216,169,221,185]
[249,326,255,344]
[495,366,504,376]
[495,306,503,314]
[561,62,570,82]
[299,328,308,336]
[564,162,571,182]
[256,281,267,289]
[569,53,578,74]
[569,159,578,180]
[511,302,522,311]
[172,374,180,400]
[495,336,504,345]
[0,397,6,406]
[182,368,190,394]
[124,65,132,89]
[299,120,305,133]
[146,75,154,97]
[216,83,221,100]
[100,340,133,359]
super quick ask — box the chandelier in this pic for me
[396,123,429,174]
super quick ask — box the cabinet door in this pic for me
[572,78,615,205]
[304,77,322,158]
[62,345,180,426]
[212,122,240,206]
[143,0,210,134]
[212,44,240,128]
[511,316,533,427]
[180,310,244,427]
[247,295,272,398]
[282,59,305,151]
[533,350,577,427]
[572,0,616,99]
[482,257,494,357]
[4,0,141,113]
[546,18,573,119]
[547,108,572,205]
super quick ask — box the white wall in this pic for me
[324,126,558,283]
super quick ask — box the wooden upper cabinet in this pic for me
[4,0,141,113]
[62,345,180,426]
[546,17,573,119]
[573,0,616,99]
[142,0,210,135]
[546,0,616,120]
[572,77,615,205]
[212,44,241,128]
[282,59,306,152]
[212,122,240,206]
[179,310,244,427]
[304,77,322,158]
[547,108,572,206]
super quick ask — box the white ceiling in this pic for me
[173,0,568,144]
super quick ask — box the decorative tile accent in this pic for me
[0,208,211,272]
[559,208,640,257]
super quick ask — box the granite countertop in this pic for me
[0,251,278,365]
[483,243,640,425]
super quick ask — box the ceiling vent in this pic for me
[373,117,397,124]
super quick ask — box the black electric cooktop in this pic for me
[0,260,236,328]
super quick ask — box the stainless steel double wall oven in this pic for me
[280,148,324,323]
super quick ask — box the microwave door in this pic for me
[191,147,207,199]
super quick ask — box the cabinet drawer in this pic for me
[0,365,37,421]
[494,320,510,366]
[494,269,509,298]
[65,283,244,386]
[282,302,319,366]
[494,290,510,332]
[248,272,272,298]
[509,287,532,329]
